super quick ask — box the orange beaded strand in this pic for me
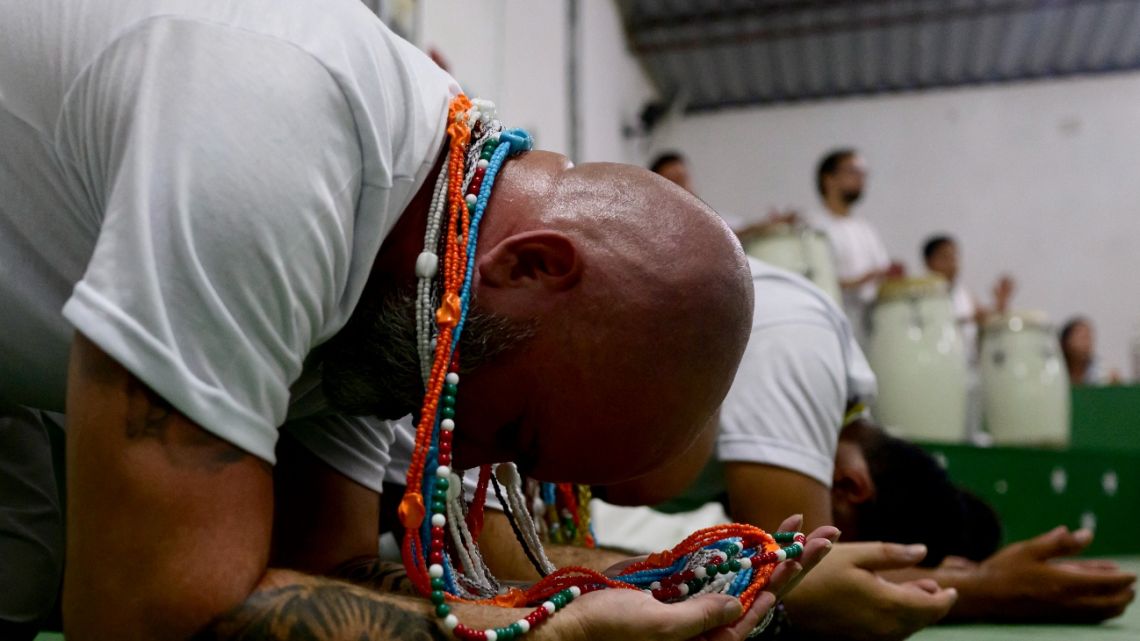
[400,94,474,595]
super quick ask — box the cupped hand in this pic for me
[971,526,1136,623]
[783,542,957,641]
[764,513,839,599]
[551,586,770,641]
[571,514,837,641]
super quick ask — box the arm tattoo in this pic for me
[192,578,449,641]
[332,557,418,596]
[124,377,252,471]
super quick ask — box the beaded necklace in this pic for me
[400,95,805,641]
[539,482,595,548]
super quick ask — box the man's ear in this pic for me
[832,442,875,507]
[477,231,581,291]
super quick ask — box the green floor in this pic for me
[34,559,1137,640]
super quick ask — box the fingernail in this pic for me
[905,544,927,558]
[947,588,959,600]
[723,598,743,618]
[1073,528,1093,544]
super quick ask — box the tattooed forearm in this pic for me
[192,576,449,641]
[332,557,419,596]
[123,376,252,471]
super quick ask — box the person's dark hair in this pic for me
[856,429,1003,566]
[922,234,955,264]
[1059,317,1090,350]
[816,148,857,196]
[649,151,685,175]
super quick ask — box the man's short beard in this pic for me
[841,188,862,205]
[318,289,537,419]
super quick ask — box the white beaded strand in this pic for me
[416,152,454,382]
[445,477,498,598]
[497,463,557,575]
[496,467,553,575]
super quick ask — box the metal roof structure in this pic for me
[618,0,1140,111]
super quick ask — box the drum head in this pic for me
[876,276,949,305]
[983,310,1053,334]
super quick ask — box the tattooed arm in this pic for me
[65,333,277,640]
[61,334,780,641]
[193,570,566,641]
[60,334,550,641]
[331,557,421,596]
[192,573,452,641]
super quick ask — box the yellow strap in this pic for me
[843,402,867,427]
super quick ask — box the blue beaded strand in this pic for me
[451,128,533,352]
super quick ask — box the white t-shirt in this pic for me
[716,259,877,488]
[0,0,458,490]
[385,418,417,488]
[805,209,890,343]
[948,280,979,360]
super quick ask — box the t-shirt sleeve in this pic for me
[717,322,846,488]
[282,415,395,494]
[383,417,416,487]
[60,18,363,463]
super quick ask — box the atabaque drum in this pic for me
[980,312,1070,446]
[743,223,842,304]
[866,277,969,442]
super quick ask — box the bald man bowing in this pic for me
[0,1,844,640]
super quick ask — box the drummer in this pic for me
[804,149,903,346]
[922,234,1016,438]
[1059,316,1120,385]
[649,151,695,194]
[922,234,1015,356]
[650,151,797,240]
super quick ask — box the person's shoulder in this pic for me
[748,258,843,328]
[127,0,443,80]
[847,212,886,235]
[172,0,383,41]
[147,0,457,180]
[948,279,975,302]
[801,208,834,230]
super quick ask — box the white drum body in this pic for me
[980,315,1070,446]
[744,225,842,303]
[867,281,969,442]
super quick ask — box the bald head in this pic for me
[454,151,753,484]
